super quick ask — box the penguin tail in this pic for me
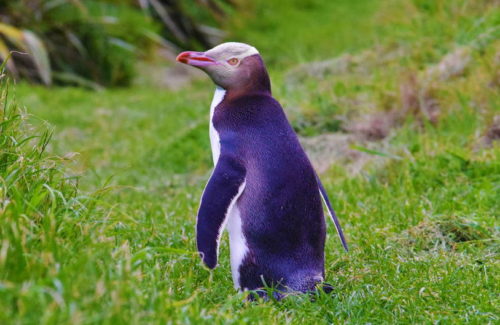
[315,174,349,252]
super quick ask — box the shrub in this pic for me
[0,0,234,87]
[0,63,99,281]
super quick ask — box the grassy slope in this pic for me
[2,0,499,323]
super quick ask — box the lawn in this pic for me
[1,0,499,323]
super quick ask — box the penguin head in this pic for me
[176,42,269,92]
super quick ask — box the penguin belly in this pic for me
[208,88,326,293]
[235,179,326,292]
[225,196,248,289]
[209,87,250,289]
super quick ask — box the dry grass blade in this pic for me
[0,23,51,85]
[0,41,18,78]
[147,0,188,43]
[22,31,52,85]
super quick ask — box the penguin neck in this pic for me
[224,79,271,101]
[223,56,272,101]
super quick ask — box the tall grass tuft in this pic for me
[0,62,100,296]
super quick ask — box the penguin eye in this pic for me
[227,58,239,66]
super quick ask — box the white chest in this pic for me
[208,87,248,289]
[209,87,225,165]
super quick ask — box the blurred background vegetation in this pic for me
[1,0,499,323]
[0,0,234,87]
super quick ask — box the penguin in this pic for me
[176,42,348,296]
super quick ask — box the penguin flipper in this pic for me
[316,175,349,252]
[196,154,246,269]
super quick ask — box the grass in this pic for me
[1,0,500,323]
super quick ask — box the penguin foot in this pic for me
[306,282,335,302]
[245,282,334,303]
[320,282,335,294]
[246,289,284,302]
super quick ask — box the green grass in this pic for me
[228,0,380,67]
[1,0,500,323]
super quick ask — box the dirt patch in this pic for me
[285,46,406,85]
[286,54,359,84]
[478,115,500,148]
[300,133,353,174]
[341,72,441,142]
[343,111,397,141]
[135,63,205,90]
[395,216,494,251]
[488,51,500,88]
[287,45,479,140]
[134,49,205,89]
[343,68,443,140]
[425,47,472,81]
[399,73,441,125]
[299,133,392,175]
